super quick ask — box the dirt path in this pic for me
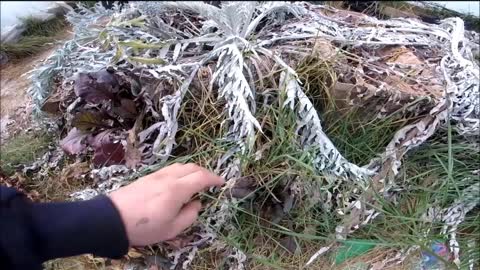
[0,48,54,115]
[0,29,72,142]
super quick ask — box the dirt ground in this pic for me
[0,29,72,142]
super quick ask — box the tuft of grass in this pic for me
[296,54,414,165]
[0,36,55,59]
[0,16,67,61]
[76,1,98,9]
[20,16,67,37]
[171,53,480,268]
[351,127,480,268]
[0,132,52,175]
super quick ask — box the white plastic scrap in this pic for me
[305,245,332,267]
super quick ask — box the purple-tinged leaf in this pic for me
[112,98,138,120]
[74,70,118,104]
[93,142,125,167]
[90,130,126,167]
[60,128,89,155]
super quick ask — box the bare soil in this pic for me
[0,29,73,142]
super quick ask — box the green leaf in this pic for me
[127,56,166,65]
[98,30,108,41]
[115,15,147,27]
[112,44,124,63]
[118,40,167,49]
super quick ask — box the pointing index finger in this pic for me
[176,169,225,199]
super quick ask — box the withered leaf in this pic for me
[229,177,256,199]
[164,234,195,250]
[127,249,144,259]
[121,99,137,115]
[60,128,89,155]
[40,97,62,115]
[60,162,90,183]
[112,99,138,120]
[125,128,142,168]
[93,142,125,167]
[89,130,114,148]
[125,111,143,168]
[72,111,109,131]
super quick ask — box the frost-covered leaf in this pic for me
[60,128,89,155]
[138,122,163,143]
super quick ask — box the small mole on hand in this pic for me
[135,217,149,227]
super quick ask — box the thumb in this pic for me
[169,200,202,238]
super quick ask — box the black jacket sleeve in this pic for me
[0,186,129,270]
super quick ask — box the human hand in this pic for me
[108,163,224,246]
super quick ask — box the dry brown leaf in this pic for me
[40,96,62,115]
[125,128,142,169]
[385,47,423,65]
[60,161,90,183]
[127,249,143,259]
[125,111,144,168]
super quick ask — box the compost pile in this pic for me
[29,2,479,269]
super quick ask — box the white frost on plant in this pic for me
[279,70,374,180]
[212,43,261,179]
[28,1,479,268]
[439,182,479,266]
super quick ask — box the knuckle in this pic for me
[184,163,200,171]
[195,169,209,180]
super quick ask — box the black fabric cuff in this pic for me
[30,195,129,260]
